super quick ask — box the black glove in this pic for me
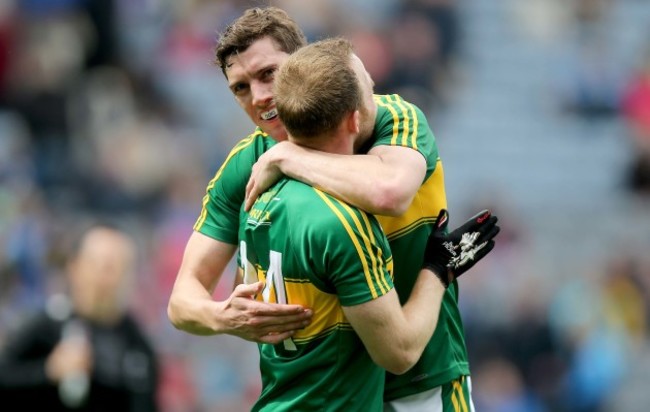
[422,209,500,288]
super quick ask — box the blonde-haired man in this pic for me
[239,37,498,411]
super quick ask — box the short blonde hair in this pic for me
[273,37,361,140]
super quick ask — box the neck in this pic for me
[294,131,354,156]
[353,101,377,153]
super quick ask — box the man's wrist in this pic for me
[422,264,450,289]
[272,142,294,172]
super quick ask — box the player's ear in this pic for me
[347,110,360,134]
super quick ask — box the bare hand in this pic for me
[45,338,93,383]
[244,142,292,211]
[221,281,312,344]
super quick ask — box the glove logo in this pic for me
[449,240,488,269]
[442,240,456,257]
[476,211,490,223]
[422,208,499,288]
[437,213,448,229]
[460,232,480,249]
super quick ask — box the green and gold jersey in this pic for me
[371,94,470,401]
[194,94,470,402]
[240,179,394,411]
[194,129,276,244]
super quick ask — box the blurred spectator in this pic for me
[0,222,160,411]
[556,38,622,119]
[0,1,15,97]
[543,0,625,120]
[381,8,442,111]
[509,0,570,46]
[621,48,650,195]
[1,4,91,195]
[378,0,461,112]
[459,198,567,410]
[550,274,628,412]
[600,255,648,346]
[472,357,545,412]
[79,0,119,69]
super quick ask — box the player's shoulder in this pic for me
[308,186,370,227]
[228,127,276,155]
[374,94,426,118]
[278,181,366,226]
[213,128,275,176]
[277,179,324,211]
[277,183,383,255]
[373,93,421,110]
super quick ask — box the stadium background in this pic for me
[1,0,650,411]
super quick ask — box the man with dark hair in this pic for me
[168,7,312,344]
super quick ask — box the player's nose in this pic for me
[251,81,273,107]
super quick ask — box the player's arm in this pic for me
[343,269,444,375]
[343,208,500,375]
[167,231,312,343]
[245,141,425,216]
[168,135,313,343]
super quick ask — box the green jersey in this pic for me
[194,94,470,402]
[240,179,394,411]
[371,95,470,401]
[194,130,276,243]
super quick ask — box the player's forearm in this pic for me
[401,270,445,348]
[382,272,445,374]
[278,146,413,216]
[167,278,226,336]
[168,233,238,335]
[349,274,445,375]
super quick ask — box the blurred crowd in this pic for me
[0,0,649,411]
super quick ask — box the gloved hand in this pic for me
[422,209,500,288]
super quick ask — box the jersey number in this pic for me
[241,241,297,351]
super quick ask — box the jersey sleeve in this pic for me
[305,189,394,307]
[372,94,439,178]
[193,132,270,244]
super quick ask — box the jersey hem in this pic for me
[383,363,470,402]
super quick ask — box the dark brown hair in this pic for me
[214,7,307,76]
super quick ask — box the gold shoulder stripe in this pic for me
[394,95,419,150]
[375,96,400,146]
[337,201,391,293]
[313,189,379,299]
[209,131,265,191]
[375,94,418,149]
[194,132,262,230]
[391,95,411,147]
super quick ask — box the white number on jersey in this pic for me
[240,241,297,351]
